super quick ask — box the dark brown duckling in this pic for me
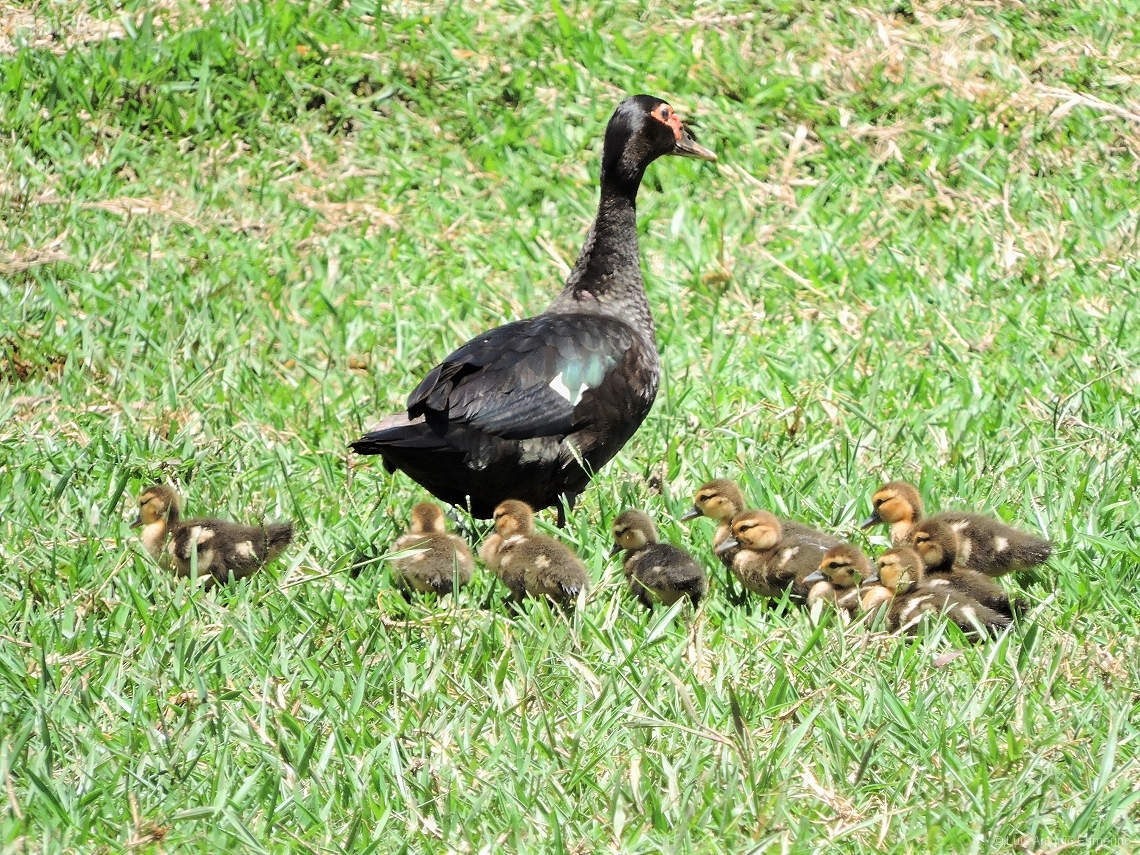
[390,502,474,596]
[132,484,294,586]
[865,547,1011,638]
[863,480,1053,576]
[611,509,707,608]
[481,500,589,607]
[717,510,834,603]
[803,543,874,616]
[911,519,1024,617]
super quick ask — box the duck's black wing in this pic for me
[406,314,631,439]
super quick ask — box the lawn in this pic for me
[2,0,1139,851]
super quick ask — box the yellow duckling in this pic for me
[680,478,745,571]
[132,484,294,585]
[863,480,1052,576]
[864,547,1011,638]
[802,543,874,616]
[716,510,836,603]
[611,509,708,608]
[481,500,589,607]
[390,502,474,596]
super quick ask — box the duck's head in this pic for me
[610,509,659,556]
[862,481,924,529]
[911,519,958,571]
[681,479,745,524]
[868,547,924,594]
[132,484,181,528]
[805,544,871,588]
[491,500,535,538]
[602,96,716,197]
[409,502,448,535]
[717,510,782,554]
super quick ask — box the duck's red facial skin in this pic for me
[651,103,683,141]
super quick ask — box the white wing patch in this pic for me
[549,371,586,406]
[994,536,1009,552]
[235,541,256,559]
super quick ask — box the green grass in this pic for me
[3,0,1140,851]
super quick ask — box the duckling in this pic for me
[716,510,835,603]
[911,519,1023,617]
[481,500,589,607]
[803,544,874,615]
[680,479,745,571]
[132,484,294,585]
[389,502,474,596]
[863,480,1053,576]
[865,547,1011,638]
[611,509,707,608]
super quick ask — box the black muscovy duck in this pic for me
[351,95,715,521]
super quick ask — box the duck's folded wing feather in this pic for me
[406,315,633,439]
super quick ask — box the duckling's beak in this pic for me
[609,542,622,558]
[864,574,880,585]
[673,126,717,162]
[130,515,143,529]
[860,512,882,529]
[803,571,826,584]
[680,506,702,521]
[715,537,739,555]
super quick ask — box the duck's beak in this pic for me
[680,506,702,521]
[130,515,143,529]
[803,571,826,584]
[864,574,880,586]
[860,511,882,529]
[673,126,717,162]
[609,542,622,558]
[715,537,739,555]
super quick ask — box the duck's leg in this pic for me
[556,492,579,529]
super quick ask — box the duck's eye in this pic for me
[659,106,670,119]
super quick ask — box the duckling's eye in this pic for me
[658,106,670,120]
[873,498,883,508]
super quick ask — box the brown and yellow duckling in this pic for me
[611,509,707,608]
[132,484,294,586]
[911,519,1024,617]
[803,543,875,616]
[864,547,1011,638]
[716,510,837,603]
[389,502,474,596]
[863,480,1052,576]
[480,500,589,607]
[681,478,745,572]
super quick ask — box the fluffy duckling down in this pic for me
[390,502,474,596]
[911,519,1023,618]
[481,500,589,607]
[863,480,1052,576]
[611,509,707,608]
[717,510,835,603]
[803,543,873,616]
[133,484,294,586]
[681,479,746,571]
[865,547,1011,639]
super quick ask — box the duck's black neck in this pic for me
[547,182,649,320]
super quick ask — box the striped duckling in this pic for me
[611,509,707,608]
[863,480,1052,576]
[481,500,589,607]
[864,547,1011,638]
[132,484,293,586]
[716,510,838,603]
[803,543,875,616]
